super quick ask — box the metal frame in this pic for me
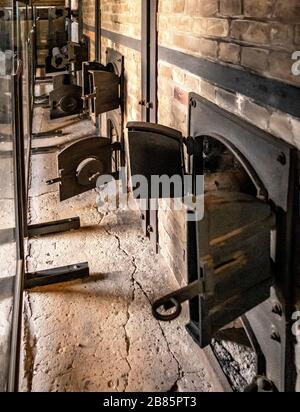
[141,0,159,252]
[7,53,26,393]
[25,262,89,289]
[27,217,81,238]
[95,0,100,62]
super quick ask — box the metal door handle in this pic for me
[152,279,205,322]
[46,177,62,185]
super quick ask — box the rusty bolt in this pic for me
[189,97,197,108]
[277,152,287,166]
[271,330,281,343]
[272,303,283,317]
[147,225,154,234]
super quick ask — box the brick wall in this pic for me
[158,0,300,87]
[101,36,142,125]
[82,0,141,115]
[101,0,141,39]
[100,0,142,125]
[82,0,96,59]
[157,0,300,139]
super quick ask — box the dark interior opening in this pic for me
[202,136,258,198]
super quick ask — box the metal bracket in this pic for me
[25,262,89,289]
[27,217,81,238]
[32,130,64,139]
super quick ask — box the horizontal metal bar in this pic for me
[158,46,300,119]
[27,217,81,238]
[99,28,300,119]
[31,146,61,155]
[25,262,89,289]
[34,94,49,100]
[35,77,52,83]
[32,130,64,139]
[34,103,50,108]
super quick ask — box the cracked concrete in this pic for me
[19,106,218,392]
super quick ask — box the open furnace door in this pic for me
[55,137,113,201]
[127,122,185,199]
[49,52,125,202]
[127,121,275,352]
[186,191,275,348]
[83,61,120,119]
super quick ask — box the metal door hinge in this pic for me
[47,177,62,186]
[139,100,153,109]
[183,136,202,157]
[145,101,153,109]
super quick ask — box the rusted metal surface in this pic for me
[128,93,299,391]
[188,94,299,392]
[186,192,275,348]
[82,49,123,123]
[153,192,275,340]
[127,122,184,199]
[90,70,119,115]
[56,136,113,201]
[49,83,83,119]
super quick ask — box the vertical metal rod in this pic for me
[7,57,26,393]
[95,0,101,132]
[141,0,159,250]
[78,0,83,42]
[95,0,100,62]
[7,261,24,392]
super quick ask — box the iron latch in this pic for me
[47,177,62,186]
[152,278,206,322]
[183,136,202,157]
[82,92,97,101]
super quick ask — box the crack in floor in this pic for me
[103,225,136,392]
[103,220,182,392]
[22,111,215,392]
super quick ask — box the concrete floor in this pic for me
[19,104,220,392]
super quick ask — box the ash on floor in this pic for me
[212,338,256,392]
